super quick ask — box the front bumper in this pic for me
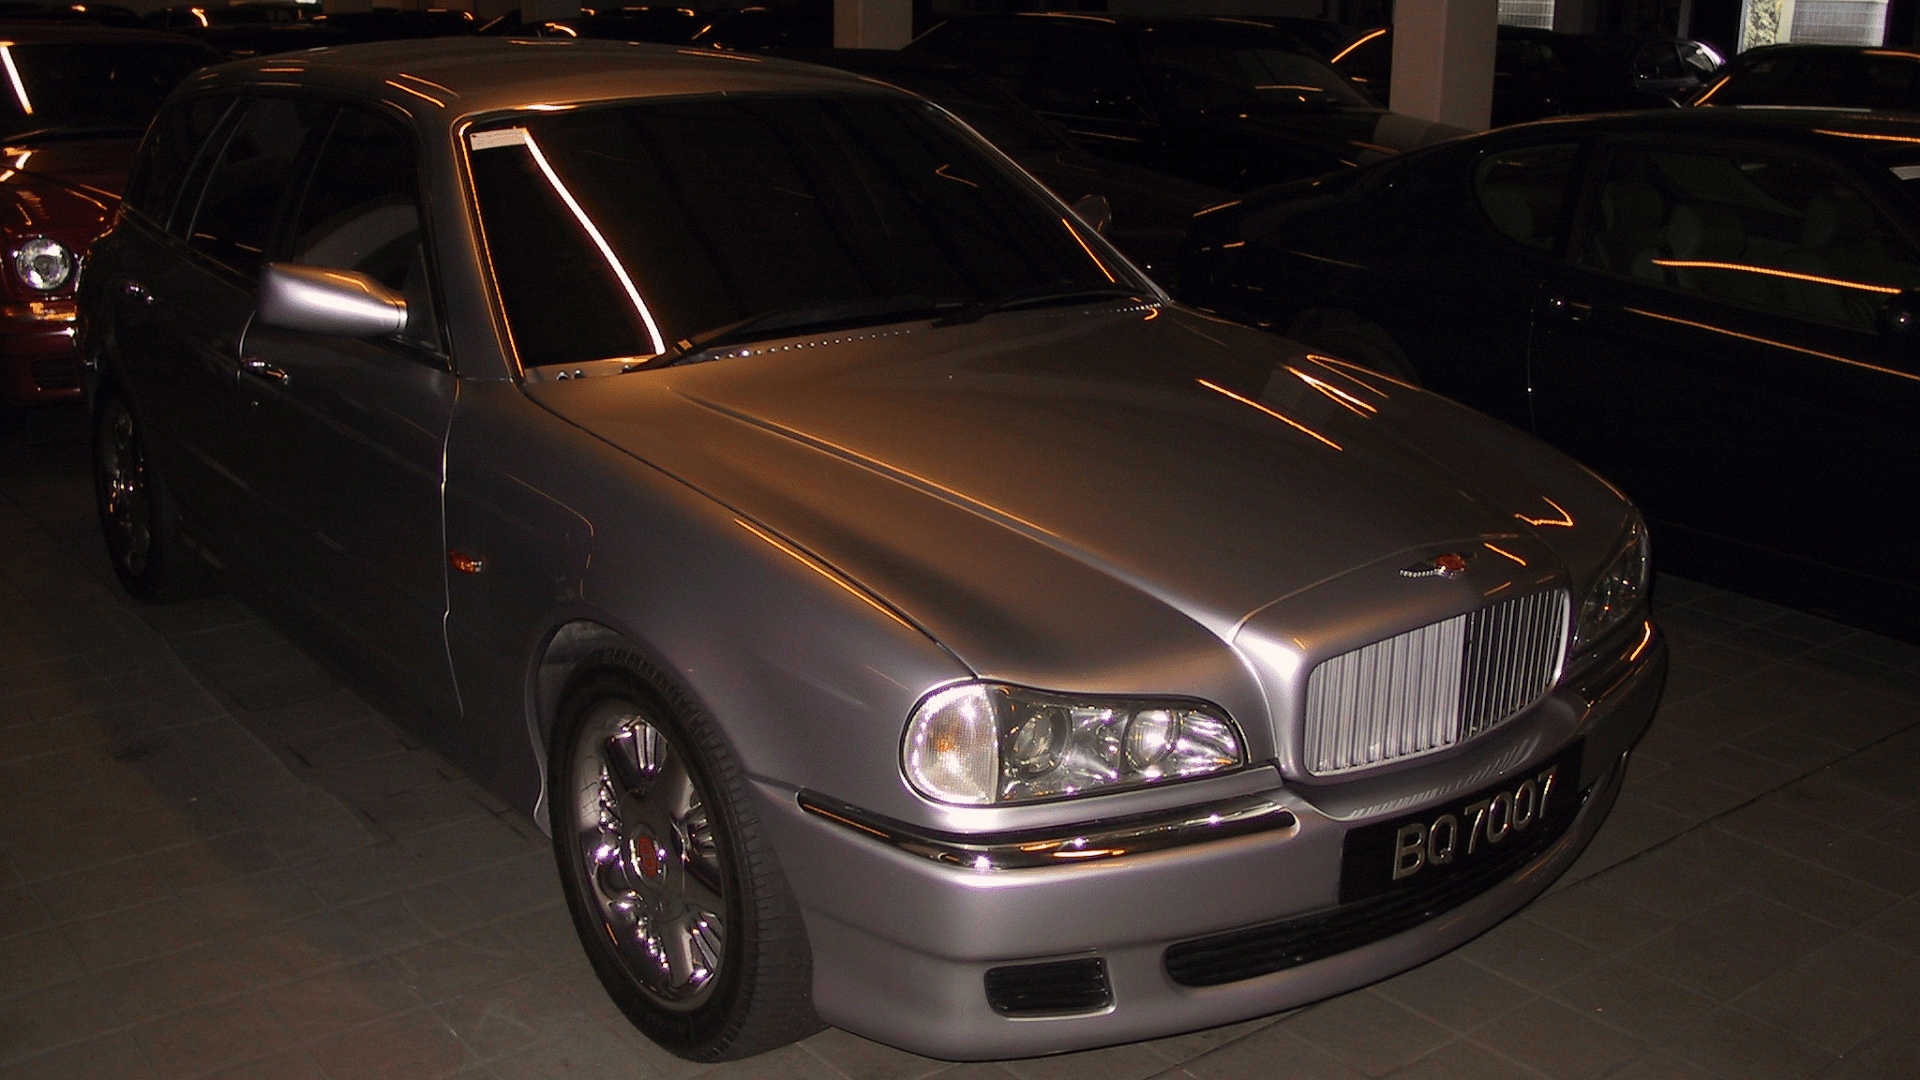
[761,619,1665,1060]
[0,301,81,403]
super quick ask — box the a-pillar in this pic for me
[1390,0,1499,132]
[835,0,913,49]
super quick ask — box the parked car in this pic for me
[764,48,1227,275]
[80,38,1664,1063]
[1688,43,1920,112]
[1331,25,1719,127]
[908,13,1467,191]
[1178,107,1920,638]
[0,24,211,410]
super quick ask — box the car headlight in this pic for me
[1572,516,1649,654]
[12,237,74,292]
[903,682,1245,806]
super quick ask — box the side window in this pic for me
[1475,142,1578,250]
[1034,25,1147,120]
[122,94,236,229]
[924,19,1051,99]
[184,96,330,279]
[1580,144,1920,329]
[289,107,440,353]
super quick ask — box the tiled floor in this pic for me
[1,402,1916,1080]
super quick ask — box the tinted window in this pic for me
[1582,144,1920,328]
[186,97,329,279]
[0,42,208,140]
[1031,24,1146,120]
[1476,142,1577,250]
[123,94,236,227]
[1706,50,1920,111]
[291,107,439,352]
[1128,22,1374,111]
[917,18,1052,93]
[468,94,1125,369]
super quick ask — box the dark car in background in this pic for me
[908,14,1466,191]
[1332,25,1719,127]
[0,23,211,409]
[767,48,1227,274]
[1178,108,1920,639]
[1689,44,1920,112]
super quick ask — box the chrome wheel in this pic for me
[96,398,154,580]
[569,699,727,1011]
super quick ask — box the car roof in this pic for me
[178,37,888,127]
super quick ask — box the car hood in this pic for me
[524,305,1622,688]
[0,137,135,237]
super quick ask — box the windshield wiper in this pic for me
[930,282,1151,328]
[639,295,964,369]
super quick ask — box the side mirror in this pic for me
[1071,193,1114,235]
[258,262,407,338]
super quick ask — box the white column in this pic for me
[835,0,913,49]
[1390,0,1499,131]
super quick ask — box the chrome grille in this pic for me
[1304,590,1568,775]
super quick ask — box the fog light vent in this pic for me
[983,957,1111,1016]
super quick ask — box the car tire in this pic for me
[1289,311,1421,385]
[92,392,219,603]
[549,652,822,1061]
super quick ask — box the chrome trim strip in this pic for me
[798,792,1298,871]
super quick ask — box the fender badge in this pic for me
[1400,552,1472,579]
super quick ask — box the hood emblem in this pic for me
[1401,552,1472,579]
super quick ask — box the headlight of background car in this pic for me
[1572,516,1649,654]
[12,237,74,292]
[903,682,1245,805]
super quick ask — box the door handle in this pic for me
[239,358,290,386]
[122,279,152,305]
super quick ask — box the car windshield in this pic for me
[467,92,1132,371]
[0,42,208,140]
[1128,23,1376,112]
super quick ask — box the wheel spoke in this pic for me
[567,699,729,1012]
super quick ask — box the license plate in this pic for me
[1339,743,1584,904]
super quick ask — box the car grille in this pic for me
[1303,590,1568,775]
[983,958,1111,1016]
[1162,778,1589,987]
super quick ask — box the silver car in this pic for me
[78,39,1666,1063]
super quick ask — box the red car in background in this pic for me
[0,23,210,409]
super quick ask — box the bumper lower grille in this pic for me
[984,958,1111,1016]
[1162,780,1589,987]
[1304,590,1568,774]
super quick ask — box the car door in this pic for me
[233,104,462,724]
[108,94,330,554]
[1528,136,1920,628]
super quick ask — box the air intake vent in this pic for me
[984,958,1111,1017]
[1304,590,1568,774]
